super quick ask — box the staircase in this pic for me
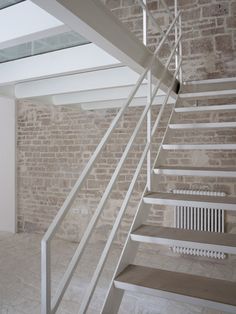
[102,78,236,314]
[40,1,236,314]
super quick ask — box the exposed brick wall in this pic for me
[17,97,236,241]
[17,101,168,242]
[104,0,236,80]
[17,0,236,243]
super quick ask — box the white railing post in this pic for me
[142,0,147,46]
[147,69,152,191]
[174,0,179,76]
[143,0,152,191]
[41,240,51,314]
[179,13,183,83]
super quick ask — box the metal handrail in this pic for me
[41,3,182,314]
[79,54,182,314]
[100,65,181,314]
[49,15,180,314]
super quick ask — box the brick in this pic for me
[202,3,229,17]
[182,8,201,21]
[17,0,236,244]
[226,16,236,28]
[215,34,233,52]
[201,27,225,36]
[190,37,214,54]
[106,0,121,9]
[231,2,236,15]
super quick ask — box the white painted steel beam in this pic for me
[79,96,174,110]
[52,85,168,106]
[0,1,69,50]
[31,0,179,94]
[15,66,143,98]
[0,44,120,86]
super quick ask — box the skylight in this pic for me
[0,0,90,63]
[0,0,25,10]
[0,31,89,63]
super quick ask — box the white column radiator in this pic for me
[171,189,226,259]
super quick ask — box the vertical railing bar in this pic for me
[208,208,210,232]
[179,13,183,83]
[142,0,152,191]
[204,206,207,231]
[218,209,221,233]
[186,205,189,229]
[143,0,147,46]
[174,0,178,75]
[41,241,51,314]
[147,70,152,191]
[183,205,186,229]
[201,207,203,231]
[215,209,217,232]
[222,210,225,233]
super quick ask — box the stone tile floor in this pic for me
[0,231,235,314]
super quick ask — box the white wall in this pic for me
[0,96,16,233]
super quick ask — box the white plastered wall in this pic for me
[0,96,16,232]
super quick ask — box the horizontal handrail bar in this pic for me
[50,19,181,314]
[79,59,182,313]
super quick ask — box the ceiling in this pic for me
[0,0,173,109]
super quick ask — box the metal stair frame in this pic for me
[101,94,180,314]
[39,0,236,312]
[40,1,182,313]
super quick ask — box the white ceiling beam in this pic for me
[31,0,179,94]
[79,96,175,111]
[15,67,144,99]
[0,43,121,86]
[0,1,69,50]
[52,85,166,105]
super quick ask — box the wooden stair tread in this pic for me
[115,265,236,311]
[179,80,236,99]
[162,144,236,150]
[180,79,236,94]
[175,104,236,113]
[131,225,236,254]
[169,122,236,129]
[143,192,236,210]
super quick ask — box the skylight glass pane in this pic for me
[0,0,25,9]
[0,31,90,63]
